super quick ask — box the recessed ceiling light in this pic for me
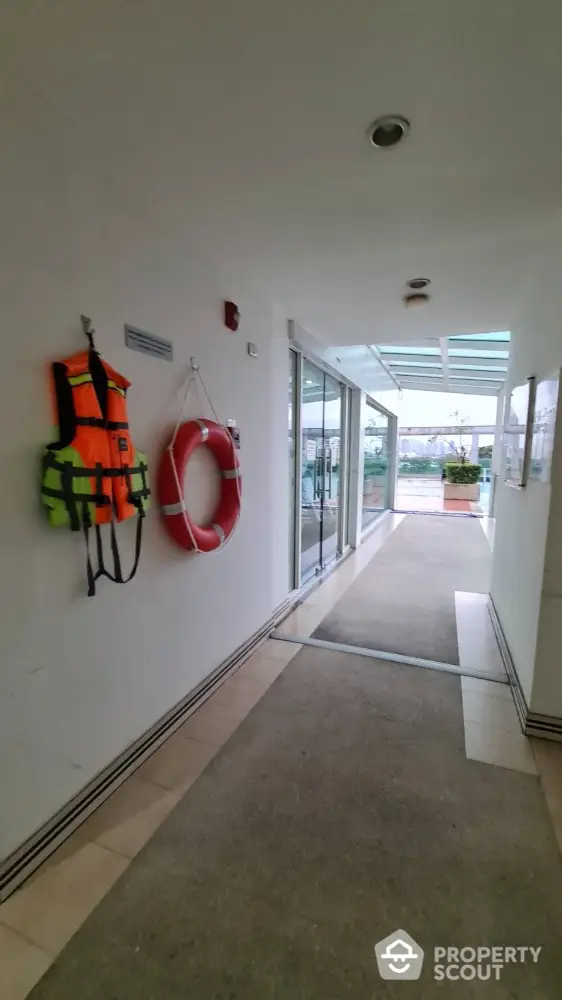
[407,277,431,290]
[368,115,410,149]
[403,292,430,308]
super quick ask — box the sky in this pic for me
[395,390,498,427]
[301,388,499,431]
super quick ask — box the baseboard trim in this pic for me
[524,716,562,742]
[0,596,294,903]
[487,596,529,728]
[487,595,562,741]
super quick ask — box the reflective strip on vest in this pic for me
[107,380,126,397]
[68,373,93,387]
[68,372,125,397]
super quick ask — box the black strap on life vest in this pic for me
[83,459,149,596]
[75,417,129,430]
[41,456,150,514]
[44,451,150,480]
[42,451,150,595]
[83,509,145,597]
[83,461,148,595]
[89,344,108,422]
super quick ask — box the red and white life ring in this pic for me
[158,419,241,552]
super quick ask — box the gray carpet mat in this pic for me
[31,647,562,999]
[313,514,491,663]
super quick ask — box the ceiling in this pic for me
[3,2,562,348]
[374,331,510,396]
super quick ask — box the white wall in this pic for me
[531,388,562,715]
[0,119,290,862]
[491,216,562,714]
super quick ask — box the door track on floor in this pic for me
[269,632,508,685]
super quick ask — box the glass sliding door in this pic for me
[288,349,298,589]
[300,360,343,581]
[342,387,352,548]
[321,372,343,566]
[301,360,325,580]
[361,397,390,531]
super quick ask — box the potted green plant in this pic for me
[443,461,482,501]
[429,409,482,500]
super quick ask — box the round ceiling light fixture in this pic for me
[407,277,431,290]
[403,292,430,308]
[368,114,410,149]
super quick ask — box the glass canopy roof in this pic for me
[449,331,510,342]
[379,345,441,355]
[450,363,507,371]
[372,332,510,395]
[449,348,509,359]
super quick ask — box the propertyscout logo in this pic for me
[375,931,424,980]
[374,930,542,982]
[433,945,543,982]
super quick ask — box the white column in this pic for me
[490,391,505,516]
[347,389,364,549]
[387,414,398,509]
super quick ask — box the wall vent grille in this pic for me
[125,324,173,361]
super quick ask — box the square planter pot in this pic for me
[443,482,480,501]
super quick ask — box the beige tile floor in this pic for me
[0,640,303,1000]
[455,591,505,677]
[2,511,561,999]
[456,597,539,777]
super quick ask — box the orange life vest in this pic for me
[41,346,150,594]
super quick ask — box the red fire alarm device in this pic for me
[224,301,240,332]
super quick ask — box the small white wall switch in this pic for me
[247,342,258,358]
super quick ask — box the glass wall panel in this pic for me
[288,349,298,588]
[300,360,344,580]
[300,360,325,580]
[361,398,390,532]
[321,372,343,566]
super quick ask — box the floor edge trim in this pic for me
[270,632,509,684]
[487,596,562,740]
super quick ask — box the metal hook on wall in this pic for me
[80,314,96,351]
